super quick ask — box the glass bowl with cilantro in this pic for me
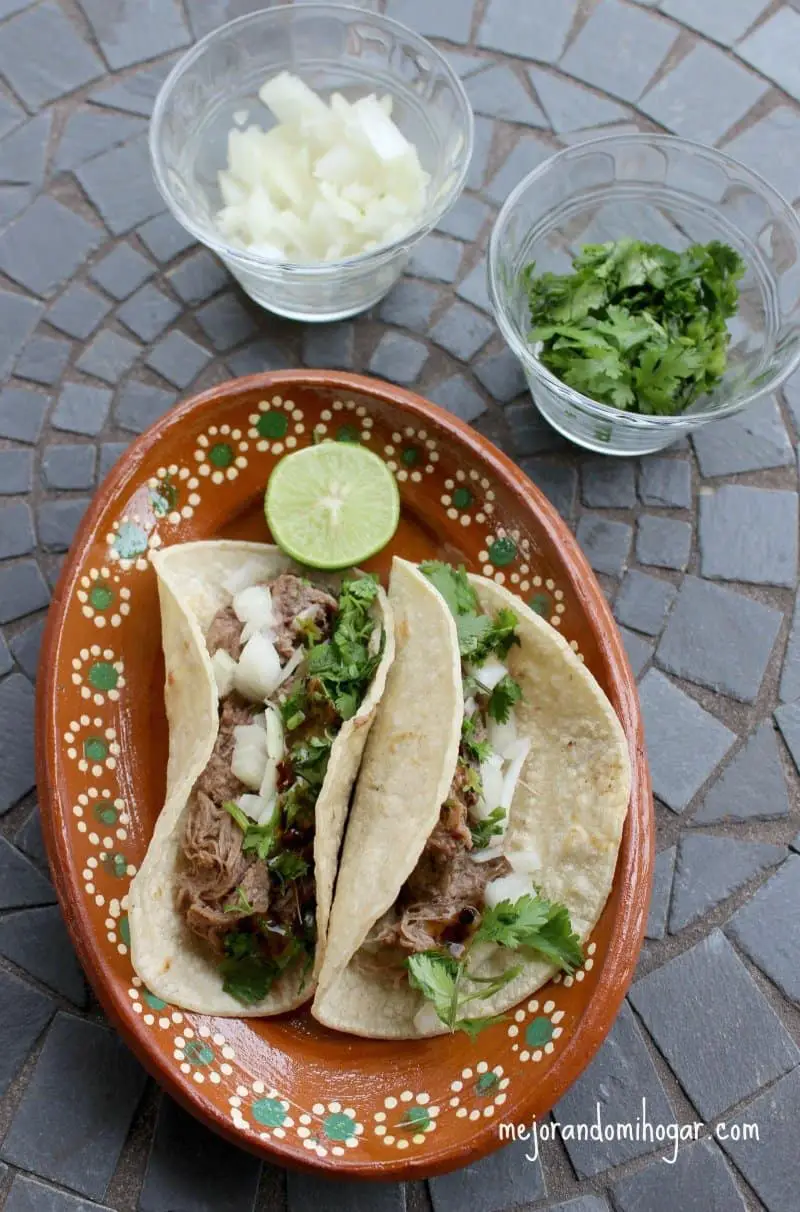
[488,134,800,455]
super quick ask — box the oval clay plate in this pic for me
[38,371,652,1179]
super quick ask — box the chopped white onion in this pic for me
[231,725,268,790]
[470,657,508,692]
[235,632,283,701]
[233,584,274,629]
[275,644,305,689]
[237,793,265,822]
[463,695,477,716]
[210,649,236,698]
[484,871,533,909]
[265,705,285,762]
[500,738,531,812]
[413,999,444,1035]
[215,71,430,264]
[259,756,278,803]
[470,845,506,864]
[250,711,266,731]
[477,752,504,819]
[487,712,518,759]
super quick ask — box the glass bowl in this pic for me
[488,134,800,456]
[150,3,473,322]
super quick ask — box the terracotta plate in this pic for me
[38,371,652,1179]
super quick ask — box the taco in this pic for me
[129,540,394,1016]
[312,558,631,1038]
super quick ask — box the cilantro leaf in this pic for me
[488,674,522,724]
[224,886,254,914]
[452,1014,510,1040]
[219,933,278,1005]
[419,562,478,615]
[476,893,584,973]
[406,950,460,1023]
[455,613,494,659]
[222,801,277,861]
[470,806,506,850]
[268,851,310,884]
[302,574,380,723]
[461,715,492,763]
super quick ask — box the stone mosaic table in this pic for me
[1,1,800,1210]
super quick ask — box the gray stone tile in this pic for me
[581,458,636,507]
[519,458,578,520]
[52,383,112,437]
[0,501,35,559]
[629,930,799,1119]
[77,0,190,70]
[638,669,735,812]
[506,401,567,456]
[428,374,487,423]
[89,244,154,301]
[0,3,103,110]
[738,7,800,103]
[146,331,212,388]
[0,673,35,814]
[0,185,32,229]
[547,1200,609,1212]
[379,279,440,334]
[408,235,463,284]
[5,1175,113,1212]
[636,515,691,571]
[288,1173,403,1212]
[114,381,178,435]
[76,136,164,235]
[0,93,23,142]
[639,43,767,146]
[695,722,790,824]
[719,1064,800,1212]
[385,0,473,43]
[467,116,495,191]
[140,1096,261,1212]
[780,595,800,703]
[225,338,290,377]
[660,0,768,45]
[0,905,86,1004]
[699,485,798,587]
[98,442,129,482]
[0,196,102,299]
[656,576,782,704]
[117,284,181,343]
[47,284,111,341]
[485,135,555,206]
[645,844,675,940]
[669,834,785,932]
[89,59,175,118]
[454,259,491,313]
[368,332,428,386]
[37,499,89,553]
[619,625,654,679]
[54,109,146,172]
[724,107,800,206]
[302,323,355,370]
[0,634,11,677]
[76,330,141,385]
[576,515,632,577]
[15,335,71,387]
[0,836,53,910]
[556,1002,674,1176]
[474,348,527,403]
[41,444,96,491]
[0,448,34,494]
[429,1138,545,1210]
[0,113,51,188]
[614,570,676,637]
[14,807,48,869]
[693,397,793,476]
[528,68,629,133]
[436,195,492,242]
[613,1138,747,1212]
[0,291,45,381]
[137,212,196,264]
[1,1012,147,1198]
[560,0,677,103]
[10,616,44,681]
[0,970,54,1100]
[465,64,548,127]
[728,855,800,1005]
[0,387,48,444]
[196,292,258,352]
[639,456,691,508]
[0,562,50,626]
[431,301,494,361]
[477,0,578,63]
[167,249,228,304]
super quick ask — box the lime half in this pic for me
[265,441,400,569]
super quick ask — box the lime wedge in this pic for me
[265,441,400,569]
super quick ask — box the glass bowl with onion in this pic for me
[150,3,473,322]
[488,134,800,456]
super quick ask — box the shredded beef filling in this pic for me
[175,574,337,961]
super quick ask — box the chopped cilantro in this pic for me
[222,801,277,861]
[470,806,506,850]
[224,886,254,914]
[488,674,523,724]
[525,238,745,416]
[419,561,478,616]
[461,715,492,763]
[268,851,310,883]
[475,893,584,972]
[420,563,521,664]
[305,575,381,722]
[290,734,332,789]
[280,687,307,732]
[219,932,278,1004]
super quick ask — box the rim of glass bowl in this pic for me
[488,132,800,431]
[149,1,475,278]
